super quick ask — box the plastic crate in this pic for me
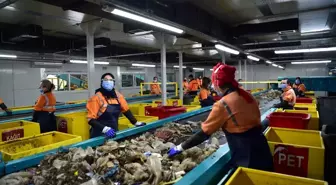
[190,101,200,106]
[276,109,319,130]
[0,131,82,161]
[305,91,315,96]
[56,111,159,140]
[128,103,154,116]
[264,127,325,180]
[224,167,327,185]
[294,103,317,111]
[297,98,313,103]
[267,112,311,129]
[145,106,186,119]
[153,99,182,106]
[183,105,201,112]
[118,115,159,130]
[0,120,40,142]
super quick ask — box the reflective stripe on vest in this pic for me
[220,99,238,126]
[41,94,55,110]
[95,93,118,117]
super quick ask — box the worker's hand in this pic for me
[167,144,183,157]
[135,122,146,127]
[102,126,116,138]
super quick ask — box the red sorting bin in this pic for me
[212,95,221,102]
[296,97,313,103]
[145,106,186,119]
[266,112,311,129]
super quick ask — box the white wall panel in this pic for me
[0,62,14,107]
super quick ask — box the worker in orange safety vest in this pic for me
[87,73,146,138]
[150,76,161,95]
[274,79,296,109]
[199,77,214,107]
[168,63,273,172]
[187,74,199,95]
[0,98,12,115]
[293,77,306,97]
[32,79,57,133]
[183,78,188,91]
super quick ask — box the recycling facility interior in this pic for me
[0,0,335,185]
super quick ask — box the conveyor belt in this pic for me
[0,95,175,122]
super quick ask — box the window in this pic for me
[121,73,145,87]
[46,73,88,91]
[121,74,134,87]
[135,74,145,86]
[167,73,175,82]
[195,71,204,78]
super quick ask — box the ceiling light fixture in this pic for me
[278,66,284,69]
[275,47,336,54]
[291,60,332,64]
[0,54,17,58]
[193,68,204,71]
[132,30,154,35]
[70,60,109,65]
[210,69,214,71]
[173,65,186,68]
[34,62,62,66]
[247,55,260,61]
[215,44,240,55]
[111,9,184,34]
[132,63,156,67]
[272,64,279,67]
[266,61,273,64]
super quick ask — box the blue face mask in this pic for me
[39,89,44,94]
[102,81,114,91]
[295,79,300,84]
[279,84,287,90]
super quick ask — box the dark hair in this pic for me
[101,73,114,80]
[41,79,55,92]
[153,76,157,80]
[201,77,211,89]
[188,74,193,78]
[238,79,242,82]
[219,83,235,90]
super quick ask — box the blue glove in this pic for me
[102,126,116,138]
[135,121,146,127]
[167,144,183,157]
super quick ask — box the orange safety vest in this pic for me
[188,79,199,91]
[293,83,306,92]
[201,91,261,134]
[150,83,161,95]
[87,91,129,121]
[282,86,296,106]
[34,92,56,112]
[199,88,210,100]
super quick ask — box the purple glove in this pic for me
[167,144,183,157]
[102,126,116,138]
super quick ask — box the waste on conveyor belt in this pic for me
[0,123,221,185]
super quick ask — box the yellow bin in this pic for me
[0,120,40,142]
[0,131,82,161]
[225,167,327,185]
[305,91,315,98]
[183,105,201,112]
[190,101,200,106]
[129,103,155,116]
[265,127,324,180]
[153,99,182,106]
[57,111,158,140]
[275,109,320,130]
[295,103,317,111]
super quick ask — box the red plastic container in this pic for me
[145,106,187,119]
[296,97,313,103]
[212,95,221,102]
[266,112,311,129]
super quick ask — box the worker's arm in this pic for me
[87,96,105,132]
[32,95,46,121]
[118,93,137,124]
[0,98,8,111]
[181,102,227,150]
[299,84,306,93]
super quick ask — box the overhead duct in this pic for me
[8,24,43,42]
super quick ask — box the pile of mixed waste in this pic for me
[0,123,219,185]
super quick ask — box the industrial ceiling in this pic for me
[0,0,335,66]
